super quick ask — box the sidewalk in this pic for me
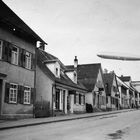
[0,109,135,130]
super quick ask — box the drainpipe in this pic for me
[52,85,54,117]
[52,84,56,117]
[33,42,37,118]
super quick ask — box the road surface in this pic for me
[0,110,140,140]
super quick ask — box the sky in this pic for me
[3,0,140,81]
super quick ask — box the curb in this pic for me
[0,109,135,131]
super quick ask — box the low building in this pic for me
[36,49,87,117]
[131,81,140,108]
[117,76,130,109]
[104,72,119,111]
[67,63,106,112]
[119,76,137,108]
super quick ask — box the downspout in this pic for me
[33,43,37,118]
[52,84,54,117]
[52,83,55,117]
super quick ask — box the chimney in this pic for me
[74,56,78,68]
[39,42,45,50]
[104,68,108,74]
[36,41,45,50]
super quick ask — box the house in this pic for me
[119,76,137,108]
[131,81,140,108]
[36,50,87,117]
[116,76,131,109]
[67,62,106,112]
[0,1,46,119]
[103,72,119,111]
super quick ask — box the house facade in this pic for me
[67,63,106,112]
[104,72,119,111]
[119,76,137,108]
[116,76,131,109]
[0,1,46,119]
[131,81,140,107]
[36,50,87,117]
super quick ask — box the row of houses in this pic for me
[0,1,140,119]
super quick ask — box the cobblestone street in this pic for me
[0,110,140,140]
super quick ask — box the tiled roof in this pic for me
[103,73,114,95]
[37,49,87,91]
[38,49,66,70]
[0,1,46,44]
[67,63,102,92]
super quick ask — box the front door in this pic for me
[55,90,60,110]
[67,95,70,111]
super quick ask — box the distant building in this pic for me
[103,73,119,111]
[67,63,106,112]
[0,1,46,119]
[131,81,140,107]
[119,76,139,108]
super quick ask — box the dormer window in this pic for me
[65,70,77,83]
[45,60,60,78]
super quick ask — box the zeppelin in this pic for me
[97,53,140,61]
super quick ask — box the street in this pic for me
[0,110,140,140]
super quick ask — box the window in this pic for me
[73,72,77,83]
[76,94,79,104]
[24,86,31,104]
[81,95,85,105]
[9,83,18,103]
[56,68,58,76]
[11,46,19,65]
[0,40,3,59]
[25,51,31,69]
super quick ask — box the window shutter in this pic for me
[83,95,85,104]
[31,53,36,70]
[21,49,26,67]
[7,43,12,63]
[74,94,76,104]
[79,94,81,105]
[18,48,22,66]
[31,88,35,104]
[2,41,9,61]
[17,85,24,104]
[4,82,10,103]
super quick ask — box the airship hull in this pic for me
[97,54,140,61]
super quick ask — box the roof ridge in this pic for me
[67,63,101,67]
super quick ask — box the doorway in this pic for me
[0,79,3,115]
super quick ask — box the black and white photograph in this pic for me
[0,0,140,139]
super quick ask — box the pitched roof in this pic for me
[0,1,46,44]
[119,76,131,82]
[67,63,102,92]
[103,73,114,95]
[37,49,87,91]
[38,49,66,70]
